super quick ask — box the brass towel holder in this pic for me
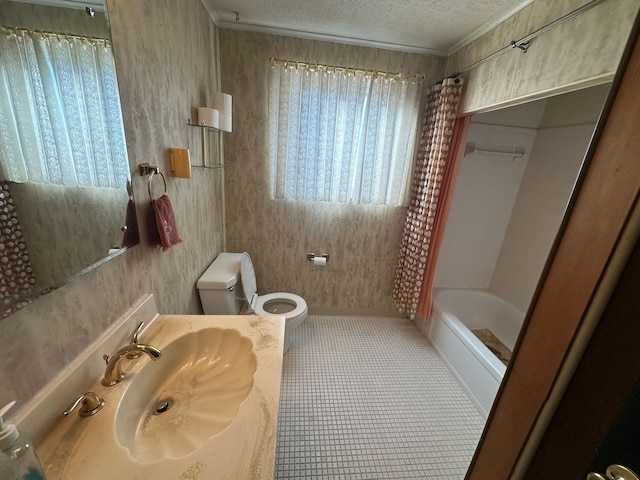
[139,163,167,200]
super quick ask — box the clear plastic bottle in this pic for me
[0,401,47,480]
[0,449,19,479]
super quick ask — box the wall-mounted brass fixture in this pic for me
[138,163,167,200]
[138,162,159,176]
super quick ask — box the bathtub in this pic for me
[424,288,524,417]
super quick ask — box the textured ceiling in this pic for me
[200,0,535,55]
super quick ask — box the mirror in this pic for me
[0,0,136,317]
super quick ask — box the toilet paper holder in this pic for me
[307,253,329,263]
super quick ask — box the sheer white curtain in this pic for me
[268,61,423,206]
[0,28,129,189]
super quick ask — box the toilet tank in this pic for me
[197,253,243,314]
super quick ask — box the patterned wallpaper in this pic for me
[10,183,127,290]
[0,1,110,37]
[220,30,447,313]
[446,0,640,114]
[0,0,225,409]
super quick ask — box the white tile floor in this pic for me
[275,316,486,479]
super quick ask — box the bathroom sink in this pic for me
[22,298,285,479]
[115,327,257,463]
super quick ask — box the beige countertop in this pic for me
[15,295,285,480]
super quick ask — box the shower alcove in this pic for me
[425,83,612,413]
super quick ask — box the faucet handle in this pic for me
[126,322,146,359]
[131,321,144,345]
[63,392,105,417]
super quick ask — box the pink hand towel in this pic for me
[151,194,182,250]
[147,203,161,247]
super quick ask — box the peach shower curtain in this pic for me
[392,78,467,319]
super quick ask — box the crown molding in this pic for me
[447,0,535,55]
[214,21,448,56]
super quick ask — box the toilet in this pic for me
[197,252,307,354]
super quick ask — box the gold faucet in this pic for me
[63,392,105,417]
[102,322,161,386]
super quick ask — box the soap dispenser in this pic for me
[0,401,47,480]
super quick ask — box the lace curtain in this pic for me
[268,60,423,206]
[0,27,129,189]
[393,78,464,319]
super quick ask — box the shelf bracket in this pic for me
[201,125,206,167]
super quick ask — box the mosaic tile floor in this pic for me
[275,316,486,479]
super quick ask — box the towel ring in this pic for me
[147,170,167,201]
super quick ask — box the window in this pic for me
[268,60,424,206]
[0,27,129,189]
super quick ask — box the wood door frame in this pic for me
[523,207,640,477]
[466,15,640,480]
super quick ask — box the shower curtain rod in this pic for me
[269,57,426,83]
[0,24,110,43]
[447,0,609,78]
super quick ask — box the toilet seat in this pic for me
[240,252,308,323]
[256,292,307,324]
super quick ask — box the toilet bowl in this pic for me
[197,252,307,354]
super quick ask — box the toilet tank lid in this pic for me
[197,252,242,289]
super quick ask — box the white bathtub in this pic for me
[424,288,524,417]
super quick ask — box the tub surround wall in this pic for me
[0,0,225,409]
[447,0,639,114]
[435,85,609,310]
[490,84,610,312]
[433,123,536,288]
[219,30,446,313]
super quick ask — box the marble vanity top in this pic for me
[12,295,285,480]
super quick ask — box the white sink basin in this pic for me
[116,328,257,463]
